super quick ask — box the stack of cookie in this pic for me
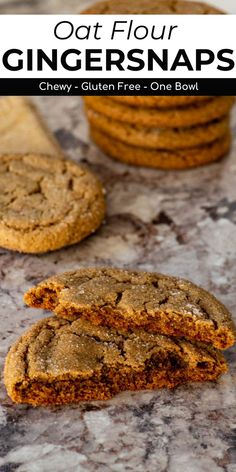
[85,95,234,169]
[4,268,236,406]
[82,0,234,170]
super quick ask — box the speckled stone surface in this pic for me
[0,1,236,471]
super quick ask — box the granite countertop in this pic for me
[0,1,236,471]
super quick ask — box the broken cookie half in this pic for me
[24,268,236,350]
[4,317,227,406]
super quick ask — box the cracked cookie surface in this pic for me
[0,154,105,253]
[4,316,227,406]
[24,268,236,349]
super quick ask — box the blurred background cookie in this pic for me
[82,0,235,169]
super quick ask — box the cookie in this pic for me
[24,268,236,350]
[0,97,63,157]
[0,154,105,253]
[82,1,224,108]
[109,95,212,109]
[82,0,223,15]
[90,127,231,169]
[86,108,229,150]
[4,316,227,406]
[83,96,234,129]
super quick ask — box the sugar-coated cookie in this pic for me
[0,153,105,253]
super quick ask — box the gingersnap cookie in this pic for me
[82,1,224,108]
[83,96,234,129]
[24,268,236,350]
[4,316,227,406]
[0,97,63,157]
[82,0,223,15]
[90,127,231,169]
[86,108,229,150]
[0,153,105,253]
[109,95,212,110]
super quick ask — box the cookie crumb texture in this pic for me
[4,317,227,406]
[24,268,236,350]
[0,154,105,253]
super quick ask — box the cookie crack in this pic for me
[182,291,212,322]
[70,329,127,361]
[115,291,123,305]
[2,204,74,233]
[25,325,57,377]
